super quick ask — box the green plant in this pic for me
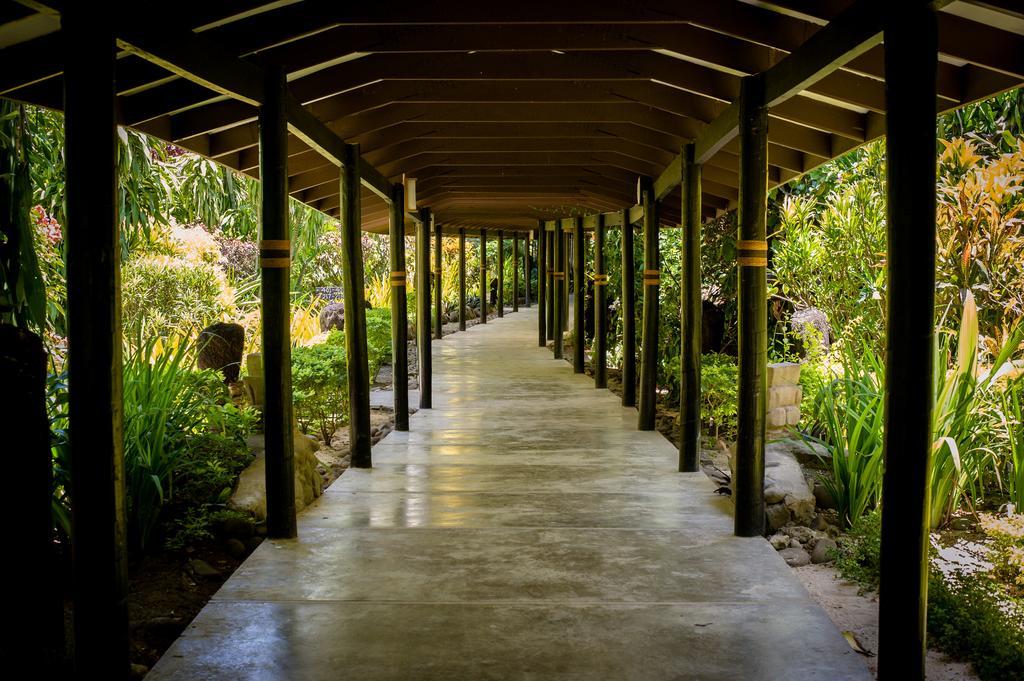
[121,253,235,341]
[122,334,232,551]
[803,341,885,529]
[292,338,348,441]
[929,291,1020,528]
[928,566,1024,681]
[831,508,882,591]
[1000,377,1024,511]
[701,353,738,441]
[365,307,392,378]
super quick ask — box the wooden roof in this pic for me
[1,1,1022,233]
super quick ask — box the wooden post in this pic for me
[479,229,488,323]
[621,208,637,407]
[562,229,570,332]
[638,180,660,431]
[573,217,585,373]
[593,214,608,388]
[458,228,467,331]
[537,223,546,346]
[734,75,768,538]
[1,326,63,673]
[546,226,554,341]
[524,231,531,308]
[416,209,432,408]
[553,223,565,359]
[680,143,702,472]
[63,6,129,675]
[512,233,520,312]
[259,68,299,527]
[341,143,371,467]
[388,184,409,432]
[497,230,505,317]
[877,8,938,680]
[433,219,443,339]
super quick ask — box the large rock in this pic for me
[229,427,323,520]
[319,302,345,332]
[732,441,816,527]
[791,307,831,354]
[197,322,245,383]
[778,547,811,567]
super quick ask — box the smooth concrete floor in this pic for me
[149,307,871,680]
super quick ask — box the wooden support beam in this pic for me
[637,180,659,430]
[679,143,702,473]
[479,229,488,323]
[877,7,938,680]
[458,229,467,331]
[523,231,531,308]
[573,216,586,373]
[734,75,768,538]
[341,143,372,466]
[63,7,129,674]
[497,230,505,317]
[433,218,443,338]
[546,226,554,341]
[620,207,637,408]
[513,232,520,313]
[593,213,608,389]
[258,67,299,535]
[417,207,433,407]
[562,228,570,333]
[537,222,546,346]
[389,182,410,431]
[553,223,565,359]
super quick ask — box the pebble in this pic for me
[768,533,790,551]
[779,547,812,567]
[811,538,837,564]
[225,538,247,559]
[188,558,221,578]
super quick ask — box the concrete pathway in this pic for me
[150,308,870,680]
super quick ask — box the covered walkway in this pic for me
[149,308,868,680]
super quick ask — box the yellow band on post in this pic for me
[738,257,768,267]
[390,270,407,287]
[737,239,768,267]
[260,257,291,268]
[259,239,291,250]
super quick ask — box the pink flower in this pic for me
[31,204,63,245]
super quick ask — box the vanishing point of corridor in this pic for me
[149,309,870,680]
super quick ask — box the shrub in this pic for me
[365,307,392,376]
[978,513,1024,597]
[803,341,885,529]
[701,353,738,441]
[292,339,348,441]
[928,567,1024,681]
[832,508,882,591]
[122,254,234,340]
[122,335,251,551]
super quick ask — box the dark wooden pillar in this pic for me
[877,8,938,680]
[497,230,505,317]
[458,229,467,331]
[64,7,129,675]
[524,231,531,308]
[416,209,432,408]
[388,184,409,432]
[537,223,546,346]
[638,181,660,431]
[2,328,63,671]
[680,144,702,472]
[479,229,488,323]
[512,233,520,312]
[620,208,637,407]
[259,69,299,528]
[553,223,565,359]
[572,217,586,373]
[545,226,554,341]
[341,144,371,467]
[734,75,768,537]
[433,219,443,340]
[593,214,608,388]
[565,228,573,331]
